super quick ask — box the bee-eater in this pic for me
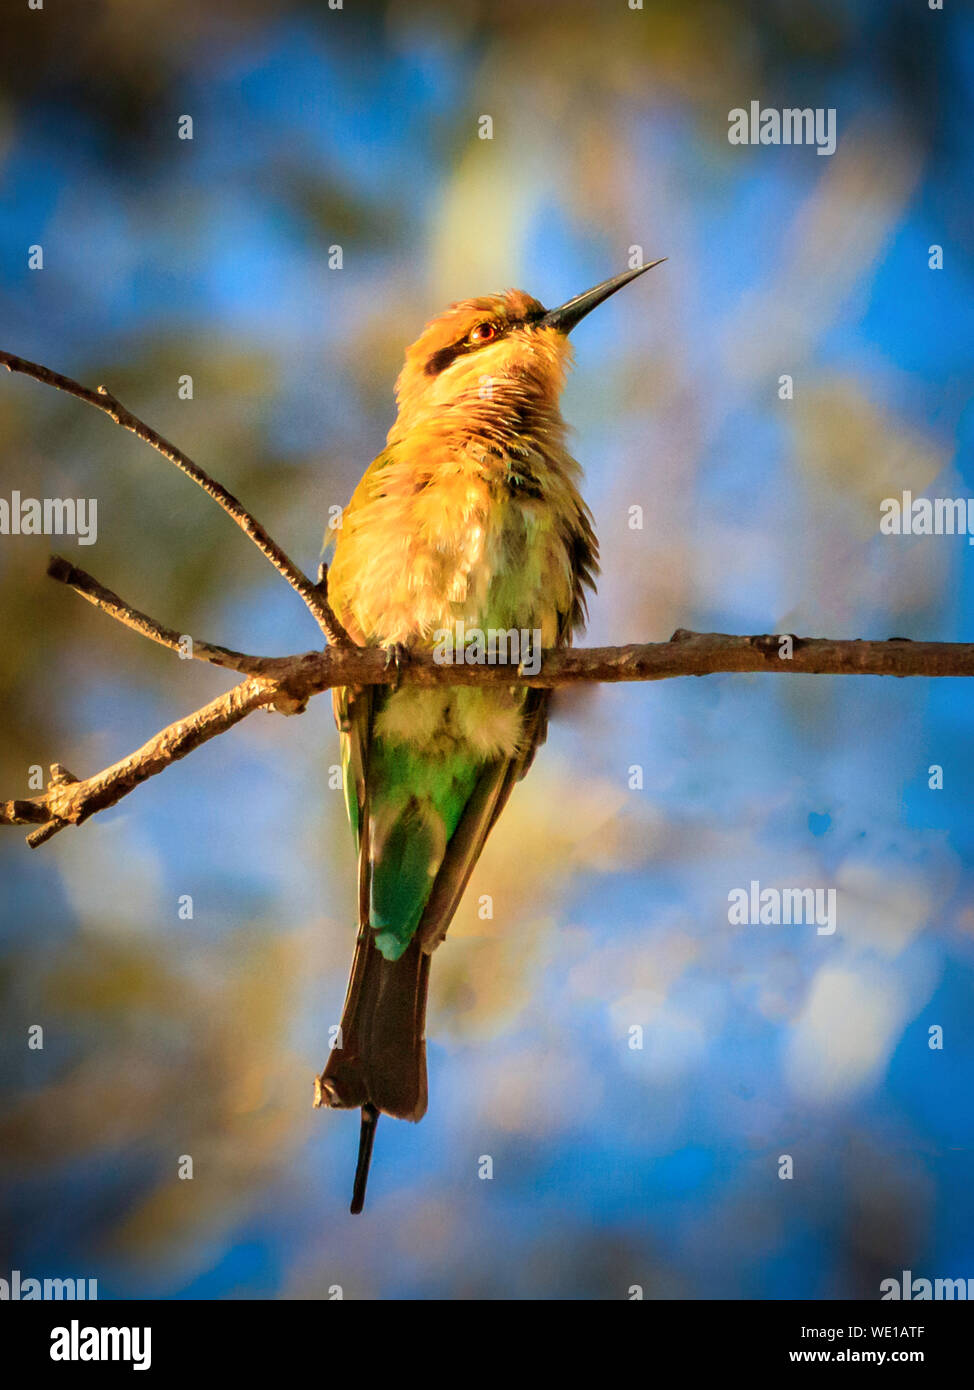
[315,260,664,1211]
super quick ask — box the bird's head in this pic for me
[389,261,664,438]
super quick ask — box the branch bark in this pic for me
[4,348,973,849]
[3,598,972,848]
[0,348,352,647]
[6,679,283,848]
[45,555,280,676]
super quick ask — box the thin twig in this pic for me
[46,556,282,676]
[0,348,353,647]
[38,560,974,688]
[88,628,971,688]
[2,676,294,847]
[3,623,973,847]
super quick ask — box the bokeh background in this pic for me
[1,0,973,1300]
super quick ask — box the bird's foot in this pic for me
[383,642,410,692]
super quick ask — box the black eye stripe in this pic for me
[423,312,540,377]
[424,340,481,376]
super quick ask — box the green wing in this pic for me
[335,683,550,962]
[414,687,550,952]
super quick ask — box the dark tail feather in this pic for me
[350,1104,380,1215]
[316,932,430,1210]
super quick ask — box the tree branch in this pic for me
[36,560,974,690]
[3,606,972,848]
[0,348,352,647]
[4,347,973,849]
[2,677,288,848]
[45,555,282,677]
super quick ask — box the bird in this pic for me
[314,259,665,1212]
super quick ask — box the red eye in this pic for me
[469,322,497,345]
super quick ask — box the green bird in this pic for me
[315,261,664,1211]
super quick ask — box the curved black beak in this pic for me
[539,258,666,334]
